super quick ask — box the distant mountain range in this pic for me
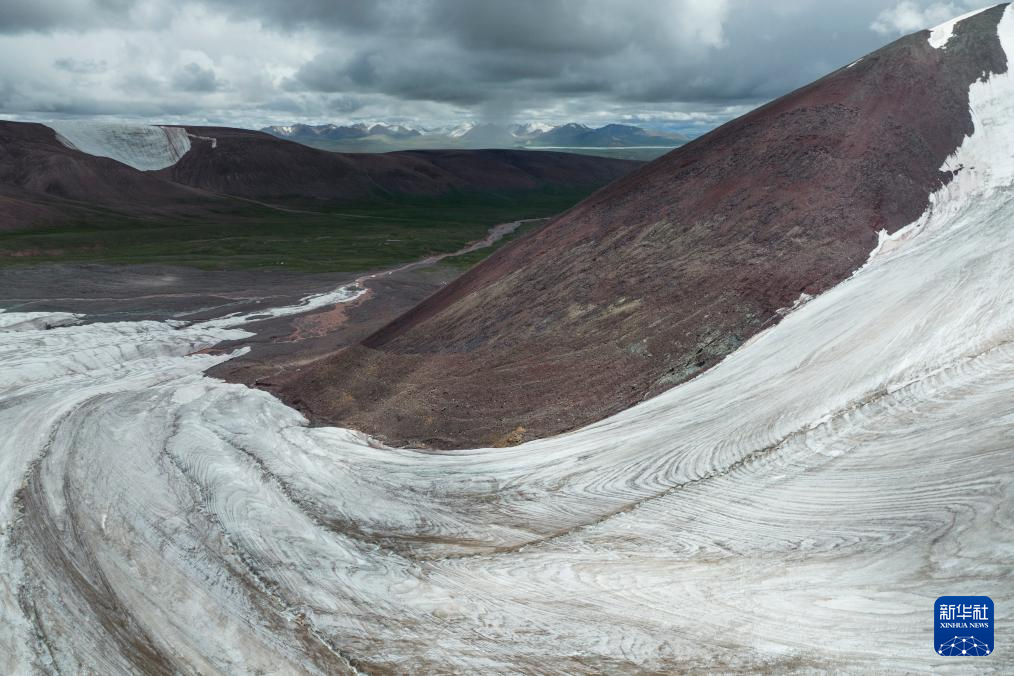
[266,122,424,143]
[261,121,689,158]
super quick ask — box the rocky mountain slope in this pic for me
[158,127,640,200]
[278,4,1011,448]
[0,122,639,231]
[0,121,211,231]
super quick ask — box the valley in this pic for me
[0,121,636,270]
[0,192,571,271]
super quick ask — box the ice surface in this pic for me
[47,120,192,170]
[3,8,1014,672]
[0,310,79,332]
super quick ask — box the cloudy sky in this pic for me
[0,0,990,134]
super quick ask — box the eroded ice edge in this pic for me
[4,10,1014,673]
[47,121,192,171]
[929,6,993,48]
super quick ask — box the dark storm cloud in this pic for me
[282,0,957,109]
[0,0,990,128]
[54,58,109,74]
[0,0,141,33]
[292,46,497,105]
[203,0,409,32]
[288,1,729,102]
[428,0,635,55]
[173,63,220,93]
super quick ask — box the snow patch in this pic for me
[187,132,217,149]
[512,121,555,137]
[197,283,366,331]
[447,122,476,138]
[0,311,80,331]
[776,292,814,317]
[47,121,192,170]
[928,5,992,49]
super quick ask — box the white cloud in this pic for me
[870,1,979,35]
[669,0,731,49]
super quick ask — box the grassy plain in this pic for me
[0,189,586,272]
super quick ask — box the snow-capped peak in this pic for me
[511,122,555,137]
[447,122,477,138]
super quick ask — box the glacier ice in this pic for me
[47,120,193,171]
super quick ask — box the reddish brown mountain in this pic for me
[160,126,640,200]
[278,5,1010,448]
[0,122,211,230]
[0,123,639,231]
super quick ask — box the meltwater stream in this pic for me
[4,11,1014,672]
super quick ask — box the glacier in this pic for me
[2,7,1014,673]
[47,120,193,171]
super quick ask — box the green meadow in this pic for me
[0,188,585,272]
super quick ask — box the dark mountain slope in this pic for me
[154,127,376,201]
[0,122,212,230]
[278,5,1010,449]
[354,148,645,194]
[0,123,639,234]
[159,127,639,201]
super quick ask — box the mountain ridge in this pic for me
[0,121,640,231]
[262,120,690,153]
